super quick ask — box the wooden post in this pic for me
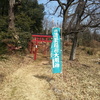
[34,38,38,60]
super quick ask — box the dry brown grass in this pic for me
[0,47,100,100]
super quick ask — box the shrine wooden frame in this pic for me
[29,35,52,60]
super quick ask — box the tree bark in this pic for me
[69,33,78,60]
[8,0,15,30]
[62,10,68,33]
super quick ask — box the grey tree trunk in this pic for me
[69,33,78,60]
[62,11,68,34]
[8,0,20,42]
[8,0,15,30]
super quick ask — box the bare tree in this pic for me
[46,0,75,33]
[47,0,100,60]
[68,0,88,60]
[66,0,100,60]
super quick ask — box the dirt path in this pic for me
[0,55,57,100]
[0,67,57,100]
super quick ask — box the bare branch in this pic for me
[82,22,100,28]
[58,8,63,17]
[53,5,60,15]
[86,2,100,8]
[64,0,75,11]
[89,23,100,28]
[56,0,65,10]
[81,5,100,21]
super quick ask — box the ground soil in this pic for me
[0,47,100,100]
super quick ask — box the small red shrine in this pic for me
[29,34,52,60]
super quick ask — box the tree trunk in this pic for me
[62,11,67,33]
[8,0,15,30]
[8,0,20,42]
[69,33,78,60]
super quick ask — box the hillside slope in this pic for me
[0,48,100,100]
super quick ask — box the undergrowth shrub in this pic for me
[0,43,7,55]
[87,49,94,55]
[83,47,96,55]
[0,31,31,55]
[0,17,8,32]
[90,40,100,48]
[18,32,32,50]
[0,56,8,61]
[0,32,8,55]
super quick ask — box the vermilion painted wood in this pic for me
[32,40,52,43]
[31,35,52,60]
[34,40,38,60]
[32,35,52,38]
